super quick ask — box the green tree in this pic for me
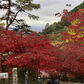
[0,22,5,29]
[42,23,57,35]
[14,19,35,34]
[71,2,84,13]
[0,0,40,30]
[45,23,50,29]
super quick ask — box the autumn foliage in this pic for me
[61,9,84,43]
[60,9,84,78]
[62,43,84,75]
[0,29,62,74]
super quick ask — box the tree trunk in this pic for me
[6,0,11,30]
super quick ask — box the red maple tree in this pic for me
[60,9,84,79]
[62,43,84,75]
[0,29,62,75]
[61,9,84,43]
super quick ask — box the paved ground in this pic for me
[41,80,83,84]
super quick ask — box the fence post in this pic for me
[12,68,18,84]
[25,71,28,84]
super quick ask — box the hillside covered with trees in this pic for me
[41,2,84,36]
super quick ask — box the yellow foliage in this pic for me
[71,19,80,26]
[77,35,81,38]
[80,26,84,29]
[68,29,76,35]
[65,39,69,43]
[77,34,84,38]
[0,23,5,26]
[51,41,63,46]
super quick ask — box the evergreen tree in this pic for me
[0,0,40,30]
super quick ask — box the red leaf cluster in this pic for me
[60,9,84,77]
[61,9,84,43]
[0,30,62,74]
[62,43,84,75]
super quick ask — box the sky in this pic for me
[0,0,83,32]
